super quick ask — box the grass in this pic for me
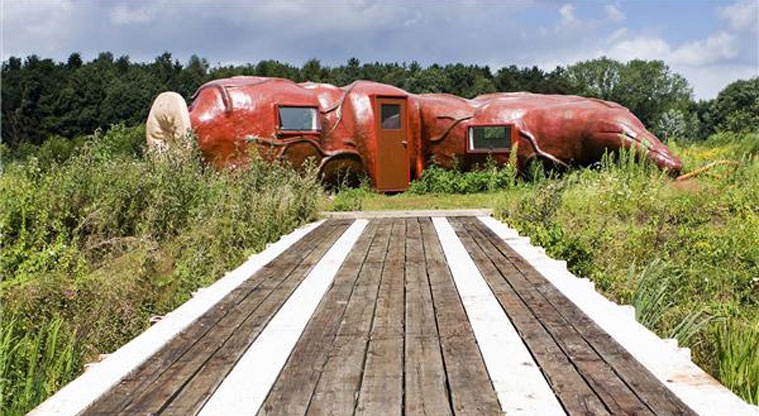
[327,132,759,404]
[0,125,323,415]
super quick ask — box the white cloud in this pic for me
[110,4,160,25]
[671,32,738,66]
[719,0,758,31]
[1,0,76,59]
[605,32,740,67]
[677,64,758,100]
[607,36,672,61]
[607,27,628,44]
[605,4,625,23]
[559,3,577,25]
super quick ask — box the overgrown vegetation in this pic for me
[327,132,759,404]
[0,125,323,415]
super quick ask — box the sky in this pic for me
[2,0,757,100]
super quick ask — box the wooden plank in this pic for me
[197,220,368,416]
[355,218,406,416]
[83,220,343,415]
[448,217,609,415]
[418,217,502,416]
[480,216,755,416]
[433,217,566,415]
[115,222,351,415]
[305,219,393,415]
[457,217,648,415]
[403,218,452,416]
[468,218,698,415]
[255,220,378,416]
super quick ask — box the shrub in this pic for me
[409,159,517,194]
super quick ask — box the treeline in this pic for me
[2,52,758,149]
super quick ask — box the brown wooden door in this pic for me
[374,97,409,191]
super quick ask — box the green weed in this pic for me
[714,321,759,404]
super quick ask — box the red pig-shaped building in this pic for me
[146,76,682,191]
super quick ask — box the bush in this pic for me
[409,160,517,194]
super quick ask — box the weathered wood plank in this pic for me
[305,219,393,416]
[436,217,565,415]
[355,218,406,416]
[449,217,609,415]
[119,222,351,415]
[418,217,502,416]
[468,218,697,416]
[153,227,354,415]
[83,221,344,415]
[455,217,649,415]
[256,220,378,416]
[196,219,368,416]
[403,218,452,416]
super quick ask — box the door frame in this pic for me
[372,95,410,192]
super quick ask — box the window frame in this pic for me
[466,123,516,154]
[276,105,322,136]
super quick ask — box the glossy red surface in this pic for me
[186,76,682,190]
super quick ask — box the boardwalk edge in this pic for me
[478,215,759,416]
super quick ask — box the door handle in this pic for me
[401,140,408,147]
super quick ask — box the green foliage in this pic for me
[629,260,712,346]
[656,109,688,141]
[714,321,759,404]
[0,317,80,416]
[408,160,518,194]
[329,186,374,212]
[0,125,322,414]
[710,77,759,134]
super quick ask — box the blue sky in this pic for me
[2,0,757,100]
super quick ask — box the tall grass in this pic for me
[0,125,324,414]
[715,321,759,404]
[0,317,79,416]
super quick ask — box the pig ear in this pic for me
[146,91,191,153]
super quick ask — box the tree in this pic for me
[566,57,621,99]
[710,77,759,133]
[301,58,325,82]
[566,57,692,129]
[655,109,687,141]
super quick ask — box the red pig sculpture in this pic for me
[146,76,682,191]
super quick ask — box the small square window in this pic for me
[381,104,401,129]
[279,107,320,131]
[469,126,511,151]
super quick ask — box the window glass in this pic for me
[469,126,511,151]
[381,104,401,129]
[278,107,320,131]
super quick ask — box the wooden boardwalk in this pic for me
[30,215,757,416]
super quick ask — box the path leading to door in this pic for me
[29,213,756,416]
